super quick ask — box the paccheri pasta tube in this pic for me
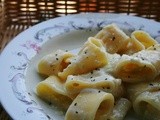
[108,98,131,120]
[35,23,160,120]
[126,79,160,120]
[65,88,114,120]
[58,37,108,80]
[95,24,130,54]
[65,68,124,99]
[38,50,74,78]
[36,75,72,110]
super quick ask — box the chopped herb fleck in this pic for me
[56,58,59,60]
[98,90,101,93]
[154,48,157,50]
[90,76,93,79]
[55,54,58,56]
[65,50,68,52]
[105,78,108,80]
[75,111,78,114]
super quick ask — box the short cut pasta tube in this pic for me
[38,50,74,78]
[126,79,160,120]
[36,75,72,110]
[65,88,114,120]
[108,98,131,120]
[131,30,158,49]
[65,69,123,99]
[114,54,157,83]
[95,23,130,54]
[58,37,108,80]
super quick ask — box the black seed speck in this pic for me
[107,87,110,89]
[149,83,153,86]
[48,102,52,105]
[74,103,77,106]
[112,36,116,41]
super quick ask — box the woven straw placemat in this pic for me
[0,105,10,120]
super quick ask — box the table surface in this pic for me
[0,104,10,120]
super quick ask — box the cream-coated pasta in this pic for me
[121,37,145,55]
[131,30,158,48]
[38,50,74,77]
[108,98,131,120]
[126,79,160,120]
[36,75,72,110]
[65,89,114,120]
[133,49,160,75]
[58,37,108,80]
[95,23,130,54]
[114,54,157,83]
[65,68,123,99]
[35,23,160,120]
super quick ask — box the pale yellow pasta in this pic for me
[108,98,131,120]
[121,38,145,55]
[104,53,121,74]
[133,49,160,75]
[58,37,108,80]
[65,68,123,99]
[147,44,160,51]
[35,23,160,120]
[126,79,160,119]
[95,23,130,54]
[65,89,114,120]
[131,30,158,49]
[36,75,72,110]
[121,30,157,55]
[114,54,157,83]
[38,50,74,77]
[133,91,160,120]
[126,78,160,102]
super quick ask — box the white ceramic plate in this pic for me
[0,13,160,120]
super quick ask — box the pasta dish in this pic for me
[35,23,160,120]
